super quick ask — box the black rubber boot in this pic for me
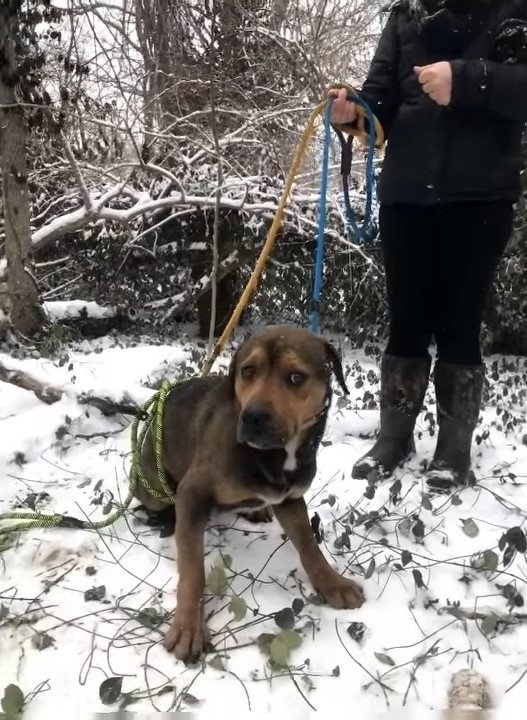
[426,362,485,494]
[352,354,431,479]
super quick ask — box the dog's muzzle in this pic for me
[237,404,286,449]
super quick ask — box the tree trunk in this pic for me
[0,18,43,336]
[269,0,290,31]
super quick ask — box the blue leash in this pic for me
[309,98,333,335]
[309,93,379,334]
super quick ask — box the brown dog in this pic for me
[138,325,364,661]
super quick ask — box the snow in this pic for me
[1,336,527,717]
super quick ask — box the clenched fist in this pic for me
[328,87,358,125]
[414,62,453,106]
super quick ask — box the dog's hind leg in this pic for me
[138,504,176,537]
[237,507,274,523]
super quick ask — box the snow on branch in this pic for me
[30,177,366,254]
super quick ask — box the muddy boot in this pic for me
[426,362,485,494]
[352,354,431,479]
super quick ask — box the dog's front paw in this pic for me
[164,608,210,662]
[317,571,364,610]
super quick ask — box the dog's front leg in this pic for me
[274,497,364,609]
[164,481,211,662]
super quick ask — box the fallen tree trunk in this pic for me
[0,361,145,416]
[78,392,140,417]
[54,308,139,340]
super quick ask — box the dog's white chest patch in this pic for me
[283,437,299,472]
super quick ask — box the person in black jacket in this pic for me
[330,0,527,492]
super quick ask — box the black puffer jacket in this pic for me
[361,0,527,205]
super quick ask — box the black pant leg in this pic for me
[433,201,513,365]
[380,203,435,358]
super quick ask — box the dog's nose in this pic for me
[242,406,272,434]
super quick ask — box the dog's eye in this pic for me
[288,372,307,387]
[241,365,255,380]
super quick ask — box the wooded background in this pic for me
[0,0,526,354]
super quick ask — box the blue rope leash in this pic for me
[309,98,333,335]
[310,93,379,334]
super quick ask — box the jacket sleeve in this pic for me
[358,6,402,138]
[450,58,527,122]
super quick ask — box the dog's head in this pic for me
[229,325,348,450]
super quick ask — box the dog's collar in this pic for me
[310,392,332,425]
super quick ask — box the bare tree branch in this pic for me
[0,360,143,415]
[206,0,223,352]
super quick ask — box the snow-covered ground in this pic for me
[1,332,527,718]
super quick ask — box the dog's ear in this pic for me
[228,347,239,389]
[324,341,349,395]
[228,333,252,388]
